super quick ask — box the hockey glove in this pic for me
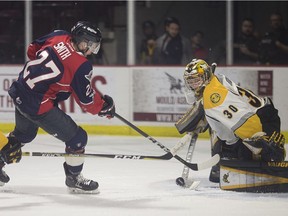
[243,131,286,162]
[175,100,208,134]
[263,131,286,161]
[0,137,22,164]
[98,95,115,118]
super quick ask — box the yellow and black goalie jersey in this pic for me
[203,74,266,144]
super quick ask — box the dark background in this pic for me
[0,1,287,65]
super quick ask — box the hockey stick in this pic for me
[22,151,172,160]
[115,113,220,171]
[176,132,200,189]
[170,132,193,155]
[177,62,217,180]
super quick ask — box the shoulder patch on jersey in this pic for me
[85,70,93,81]
[203,76,228,109]
[210,93,221,104]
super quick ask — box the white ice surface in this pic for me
[1,134,287,216]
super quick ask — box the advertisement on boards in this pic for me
[0,66,275,126]
[0,66,130,124]
[132,67,190,123]
[132,67,265,123]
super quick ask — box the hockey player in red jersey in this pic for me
[182,59,286,183]
[0,21,115,193]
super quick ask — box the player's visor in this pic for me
[87,41,101,54]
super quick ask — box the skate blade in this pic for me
[67,187,100,194]
[0,181,5,187]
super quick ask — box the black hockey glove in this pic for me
[243,131,286,162]
[0,137,22,164]
[98,95,115,118]
[262,131,286,161]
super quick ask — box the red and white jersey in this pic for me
[203,74,266,144]
[9,30,104,115]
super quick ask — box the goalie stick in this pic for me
[176,62,217,184]
[22,151,172,160]
[115,113,220,171]
[176,132,200,189]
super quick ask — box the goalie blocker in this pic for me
[220,159,288,193]
[175,100,208,134]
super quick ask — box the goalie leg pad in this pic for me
[220,159,288,193]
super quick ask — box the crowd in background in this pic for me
[139,13,288,66]
[0,1,288,66]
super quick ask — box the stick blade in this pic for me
[197,154,220,171]
[186,154,220,171]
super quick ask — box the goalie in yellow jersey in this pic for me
[183,59,286,183]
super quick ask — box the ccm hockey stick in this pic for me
[115,113,220,171]
[22,151,172,160]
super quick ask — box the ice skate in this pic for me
[0,164,10,186]
[209,164,220,183]
[63,162,99,194]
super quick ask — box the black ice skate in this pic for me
[209,164,220,183]
[0,165,10,186]
[63,162,99,194]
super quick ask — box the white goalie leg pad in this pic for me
[170,133,192,156]
[220,160,288,193]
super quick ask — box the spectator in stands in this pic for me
[208,39,226,65]
[190,31,208,61]
[139,20,157,65]
[234,18,260,65]
[153,17,191,65]
[259,12,288,65]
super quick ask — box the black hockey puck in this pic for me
[176,177,185,186]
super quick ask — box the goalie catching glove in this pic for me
[98,95,115,118]
[243,131,286,162]
[0,136,22,164]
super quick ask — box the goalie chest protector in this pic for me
[219,159,288,193]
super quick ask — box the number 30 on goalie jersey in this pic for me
[203,74,266,141]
